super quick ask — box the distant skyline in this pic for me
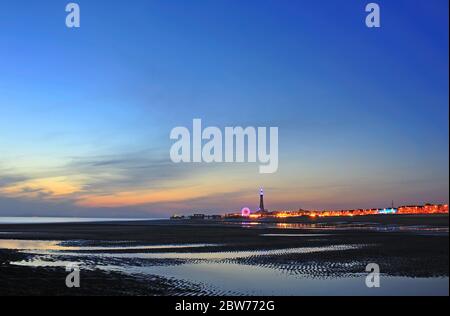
[0,0,448,217]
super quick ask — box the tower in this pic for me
[259,188,265,212]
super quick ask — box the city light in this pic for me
[227,204,448,219]
[241,207,251,217]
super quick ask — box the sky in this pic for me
[0,0,448,217]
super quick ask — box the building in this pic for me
[258,188,267,213]
[397,204,448,214]
[189,214,206,220]
[205,215,223,220]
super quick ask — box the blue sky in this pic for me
[0,0,448,217]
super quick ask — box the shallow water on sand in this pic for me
[10,252,449,296]
[13,244,362,260]
[3,239,448,295]
[0,239,218,251]
[268,222,449,235]
[110,263,449,296]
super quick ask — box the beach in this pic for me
[0,215,448,296]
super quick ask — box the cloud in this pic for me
[0,175,29,188]
[0,195,168,218]
[64,150,197,193]
[0,149,223,210]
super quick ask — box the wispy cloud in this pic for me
[65,150,194,193]
[0,149,226,210]
[0,175,29,188]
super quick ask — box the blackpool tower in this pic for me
[259,188,265,213]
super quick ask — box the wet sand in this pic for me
[0,215,448,296]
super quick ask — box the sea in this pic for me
[0,217,163,224]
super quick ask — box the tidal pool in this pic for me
[3,238,448,296]
[10,255,448,296]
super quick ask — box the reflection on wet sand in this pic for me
[0,240,65,251]
[0,239,219,251]
[273,222,449,235]
[11,243,362,260]
[7,242,448,296]
[261,233,332,237]
[1,217,448,296]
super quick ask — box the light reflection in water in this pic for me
[261,233,332,237]
[0,240,65,250]
[0,239,219,251]
[4,238,448,296]
[13,244,363,260]
[110,263,448,296]
[3,237,448,296]
[273,223,449,234]
[10,256,449,296]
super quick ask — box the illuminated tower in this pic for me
[259,188,265,212]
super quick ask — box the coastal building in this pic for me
[189,214,206,220]
[259,188,265,212]
[397,204,449,214]
[205,215,222,220]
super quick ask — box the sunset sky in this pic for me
[0,0,448,217]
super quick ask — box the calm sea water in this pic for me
[0,217,163,224]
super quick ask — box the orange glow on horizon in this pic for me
[76,183,244,208]
[0,176,83,198]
